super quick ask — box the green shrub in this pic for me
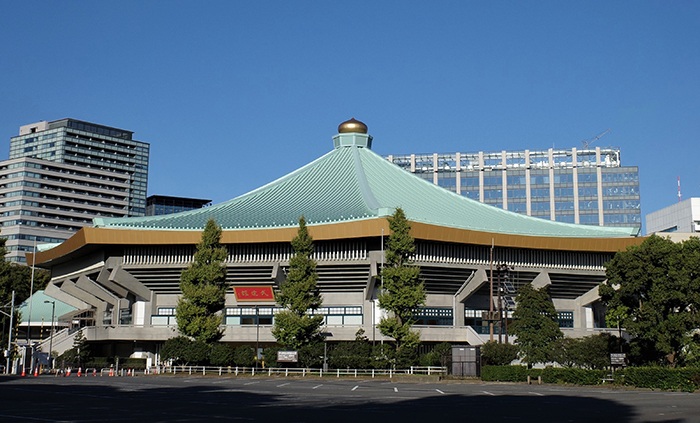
[263,346,281,368]
[160,336,209,365]
[329,342,371,369]
[622,367,700,392]
[121,358,147,369]
[540,367,607,385]
[233,345,255,367]
[482,365,605,385]
[210,343,235,366]
[481,341,518,366]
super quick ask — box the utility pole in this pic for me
[489,239,494,342]
[3,291,15,374]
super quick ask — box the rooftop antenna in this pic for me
[581,128,611,148]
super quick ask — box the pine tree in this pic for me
[509,284,563,366]
[272,216,324,350]
[378,208,426,351]
[176,218,228,344]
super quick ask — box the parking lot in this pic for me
[0,374,698,422]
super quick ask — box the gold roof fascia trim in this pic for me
[30,219,644,266]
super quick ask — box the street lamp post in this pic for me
[44,300,55,369]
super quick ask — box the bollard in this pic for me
[337,369,340,378]
[285,368,288,377]
[268,368,271,376]
[538,376,542,385]
[203,367,205,376]
[219,367,222,376]
[252,367,255,377]
[527,375,531,385]
[372,369,375,378]
[235,366,238,376]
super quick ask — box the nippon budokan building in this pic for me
[31,119,643,362]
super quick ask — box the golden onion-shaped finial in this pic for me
[338,118,368,134]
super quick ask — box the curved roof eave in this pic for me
[30,220,646,268]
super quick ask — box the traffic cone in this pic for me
[93,368,96,377]
[109,367,113,377]
[77,367,82,377]
[66,367,71,377]
[21,367,26,377]
[34,367,38,377]
[127,369,131,376]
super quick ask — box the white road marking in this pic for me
[243,381,259,385]
[481,391,495,396]
[352,386,359,391]
[529,391,544,396]
[394,387,399,392]
[312,384,323,389]
[277,383,290,387]
[436,389,445,394]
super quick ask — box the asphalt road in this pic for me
[0,374,698,423]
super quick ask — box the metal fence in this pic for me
[147,365,447,378]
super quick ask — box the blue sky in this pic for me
[1,1,698,234]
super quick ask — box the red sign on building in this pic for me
[233,286,275,302]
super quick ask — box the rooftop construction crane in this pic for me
[581,128,611,148]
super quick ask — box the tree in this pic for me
[509,284,563,366]
[272,216,324,350]
[600,235,700,366]
[176,218,228,344]
[58,330,90,365]
[378,208,426,352]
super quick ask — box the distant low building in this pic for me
[145,195,211,216]
[646,198,700,235]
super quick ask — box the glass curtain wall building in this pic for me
[10,119,149,216]
[386,147,641,231]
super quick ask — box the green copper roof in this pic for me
[18,290,77,325]
[94,131,638,238]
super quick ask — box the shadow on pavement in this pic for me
[0,376,685,423]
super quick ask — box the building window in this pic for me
[558,311,574,328]
[413,307,453,326]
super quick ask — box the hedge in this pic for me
[481,365,700,392]
[622,367,700,392]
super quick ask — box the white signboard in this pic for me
[277,351,298,363]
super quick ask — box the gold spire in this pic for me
[338,118,368,134]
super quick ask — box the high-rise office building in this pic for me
[10,119,149,216]
[1,119,148,262]
[385,146,641,231]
